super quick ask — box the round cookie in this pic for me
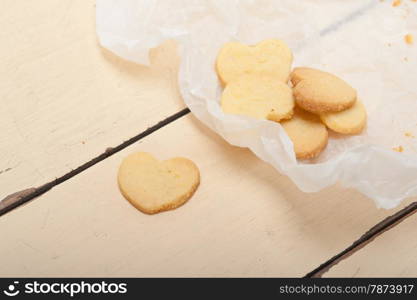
[221,75,295,122]
[293,76,357,114]
[290,67,335,87]
[281,108,328,159]
[320,100,367,134]
[216,39,293,85]
[118,152,200,215]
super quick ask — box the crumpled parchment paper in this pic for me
[96,0,417,209]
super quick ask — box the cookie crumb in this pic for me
[405,132,415,138]
[405,34,414,45]
[393,146,404,152]
[392,0,402,6]
[404,57,408,61]
[81,141,86,145]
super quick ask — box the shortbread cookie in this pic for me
[221,75,294,122]
[216,39,293,85]
[293,75,357,113]
[320,100,367,134]
[118,152,200,215]
[290,67,335,87]
[281,108,328,159]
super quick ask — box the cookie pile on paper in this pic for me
[216,39,367,160]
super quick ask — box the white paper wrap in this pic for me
[96,0,417,209]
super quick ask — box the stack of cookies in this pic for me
[216,39,367,160]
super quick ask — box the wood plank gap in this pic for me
[305,201,417,278]
[0,108,190,217]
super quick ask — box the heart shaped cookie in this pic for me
[216,39,293,85]
[281,108,328,159]
[221,75,294,122]
[292,68,357,114]
[320,99,367,134]
[118,152,200,215]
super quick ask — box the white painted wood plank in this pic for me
[0,115,415,277]
[0,0,184,200]
[325,213,417,277]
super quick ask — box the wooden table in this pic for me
[0,0,416,277]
